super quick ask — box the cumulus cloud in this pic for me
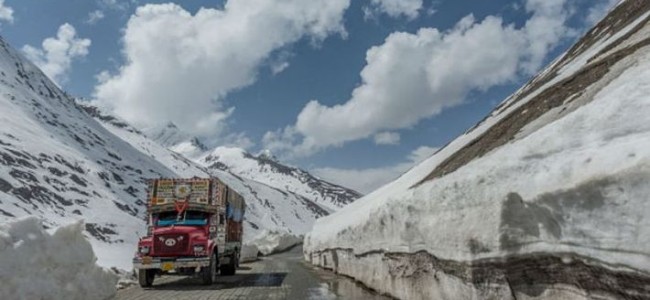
[94,0,350,141]
[86,10,105,24]
[373,131,400,145]
[313,145,438,193]
[265,0,574,157]
[0,0,13,24]
[365,0,423,20]
[22,24,91,86]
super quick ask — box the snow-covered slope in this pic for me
[305,1,650,299]
[0,35,185,269]
[81,104,330,241]
[142,122,207,159]
[200,146,362,212]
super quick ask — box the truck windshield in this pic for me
[156,211,208,226]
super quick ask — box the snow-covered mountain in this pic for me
[199,147,361,212]
[123,109,362,212]
[142,122,208,159]
[80,103,336,265]
[306,1,650,299]
[0,35,334,270]
[82,103,361,216]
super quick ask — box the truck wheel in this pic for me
[201,252,217,285]
[138,269,155,287]
[220,256,236,276]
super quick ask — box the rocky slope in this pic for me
[305,1,650,299]
[0,35,179,268]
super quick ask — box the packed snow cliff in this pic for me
[305,1,650,299]
[0,217,117,300]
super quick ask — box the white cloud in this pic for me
[95,70,111,84]
[0,0,13,24]
[22,24,91,86]
[86,10,105,24]
[265,0,573,157]
[223,132,255,150]
[94,1,350,141]
[100,0,129,11]
[373,131,400,145]
[585,0,619,26]
[271,61,290,75]
[366,0,423,20]
[269,50,293,75]
[313,145,438,193]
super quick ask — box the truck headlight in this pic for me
[139,246,150,254]
[193,245,205,253]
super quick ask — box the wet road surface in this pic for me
[116,246,389,300]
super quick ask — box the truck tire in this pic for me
[220,255,236,276]
[201,252,217,285]
[138,269,155,287]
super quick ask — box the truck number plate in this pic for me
[162,262,174,271]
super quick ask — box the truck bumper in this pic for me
[133,256,211,270]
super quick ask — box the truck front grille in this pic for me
[153,234,189,255]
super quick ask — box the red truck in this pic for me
[133,178,245,287]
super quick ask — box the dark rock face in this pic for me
[310,248,650,300]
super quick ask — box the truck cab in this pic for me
[133,178,245,287]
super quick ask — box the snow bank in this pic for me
[305,4,650,299]
[307,30,650,271]
[240,244,260,263]
[110,268,138,290]
[0,217,117,300]
[248,230,302,256]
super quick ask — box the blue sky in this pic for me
[0,0,617,193]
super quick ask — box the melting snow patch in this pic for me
[308,283,337,300]
[249,230,302,256]
[240,243,260,262]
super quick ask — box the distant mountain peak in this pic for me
[257,149,278,162]
[200,146,362,211]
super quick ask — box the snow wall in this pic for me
[305,1,650,299]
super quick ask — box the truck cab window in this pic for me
[156,210,208,226]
